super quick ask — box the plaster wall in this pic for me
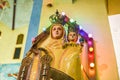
[38,0,119,80]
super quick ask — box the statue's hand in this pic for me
[41,54,52,64]
[31,48,40,55]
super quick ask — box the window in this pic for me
[0,31,1,36]
[13,47,21,59]
[0,31,1,39]
[16,34,24,44]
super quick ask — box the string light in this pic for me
[89,47,94,52]
[79,25,82,30]
[88,34,92,38]
[42,27,46,31]
[88,54,94,59]
[90,62,95,68]
[88,40,92,46]
[70,19,74,23]
[61,12,65,16]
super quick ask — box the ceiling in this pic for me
[0,0,33,28]
[0,0,120,29]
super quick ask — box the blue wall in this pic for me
[24,0,43,57]
[0,63,20,80]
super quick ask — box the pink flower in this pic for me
[32,37,35,42]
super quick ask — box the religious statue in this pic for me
[37,23,82,80]
[67,27,78,42]
[17,10,83,80]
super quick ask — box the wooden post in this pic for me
[12,0,17,30]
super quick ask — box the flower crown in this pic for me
[49,10,79,34]
[49,10,65,25]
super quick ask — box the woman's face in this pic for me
[51,25,63,39]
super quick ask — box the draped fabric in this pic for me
[18,23,82,80]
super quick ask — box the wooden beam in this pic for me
[12,0,17,30]
[108,0,120,15]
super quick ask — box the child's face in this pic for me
[51,25,63,39]
[68,32,78,42]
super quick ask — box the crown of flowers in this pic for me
[49,10,79,33]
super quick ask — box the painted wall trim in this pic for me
[23,0,43,57]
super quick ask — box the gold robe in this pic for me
[38,36,82,80]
